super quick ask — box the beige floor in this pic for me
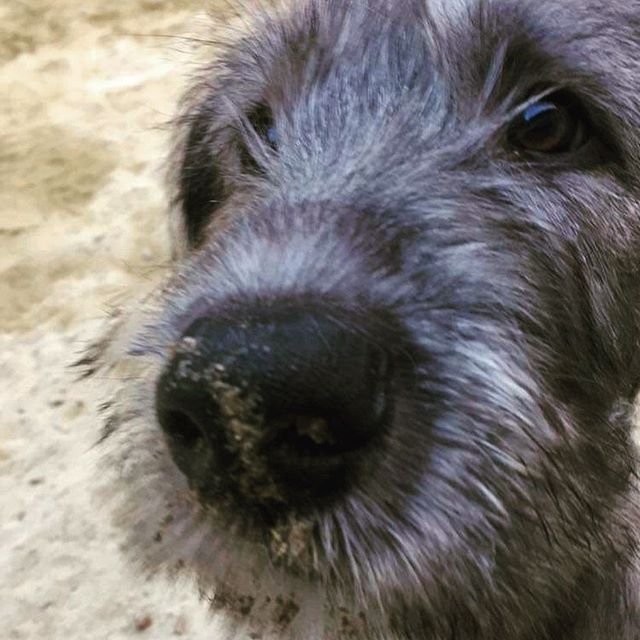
[1,2,232,638]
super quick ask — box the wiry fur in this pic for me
[86,0,640,638]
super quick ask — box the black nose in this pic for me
[155,308,392,505]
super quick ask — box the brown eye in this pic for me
[509,93,587,154]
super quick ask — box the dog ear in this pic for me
[176,106,227,249]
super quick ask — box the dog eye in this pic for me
[248,103,278,148]
[240,103,278,173]
[508,92,588,154]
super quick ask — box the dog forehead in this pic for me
[423,0,634,24]
[424,0,640,57]
[262,0,638,93]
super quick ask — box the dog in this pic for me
[84,0,640,637]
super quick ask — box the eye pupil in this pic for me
[509,92,586,154]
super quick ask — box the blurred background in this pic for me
[1,1,232,637]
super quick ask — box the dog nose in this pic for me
[155,308,392,502]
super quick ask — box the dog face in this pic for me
[92,1,640,638]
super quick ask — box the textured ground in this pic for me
[0,2,231,638]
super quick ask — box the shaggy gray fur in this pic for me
[86,0,640,638]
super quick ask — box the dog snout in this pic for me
[155,306,393,501]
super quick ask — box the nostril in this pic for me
[160,409,204,450]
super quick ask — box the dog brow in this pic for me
[434,0,618,114]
